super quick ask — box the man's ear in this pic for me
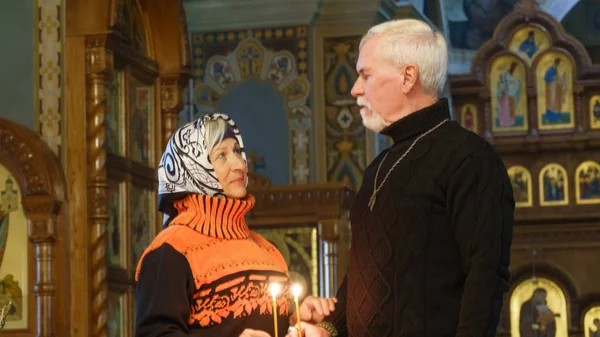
[402,64,419,94]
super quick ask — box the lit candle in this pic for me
[269,282,282,337]
[291,283,303,337]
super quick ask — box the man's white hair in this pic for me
[360,19,448,97]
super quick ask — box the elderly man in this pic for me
[290,18,514,337]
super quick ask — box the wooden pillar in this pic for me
[85,36,112,337]
[24,195,59,337]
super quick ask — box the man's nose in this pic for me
[351,77,363,98]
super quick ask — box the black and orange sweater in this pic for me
[134,194,291,337]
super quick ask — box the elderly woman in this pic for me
[135,114,334,337]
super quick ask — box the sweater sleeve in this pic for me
[322,273,348,337]
[447,150,514,337]
[135,243,195,337]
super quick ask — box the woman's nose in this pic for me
[229,155,246,171]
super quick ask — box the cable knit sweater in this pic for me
[134,194,291,337]
[324,98,514,337]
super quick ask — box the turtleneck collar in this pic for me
[380,98,451,143]
[168,194,255,240]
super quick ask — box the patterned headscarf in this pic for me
[157,113,247,227]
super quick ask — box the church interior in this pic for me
[0,0,600,336]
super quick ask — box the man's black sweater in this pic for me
[325,98,514,337]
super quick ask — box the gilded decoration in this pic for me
[508,165,533,207]
[539,163,569,206]
[460,104,477,133]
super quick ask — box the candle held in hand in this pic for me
[291,283,303,337]
[269,282,282,337]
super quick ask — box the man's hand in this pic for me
[239,328,271,337]
[289,296,337,326]
[286,322,331,337]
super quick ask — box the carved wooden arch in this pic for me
[449,1,600,149]
[0,117,67,337]
[469,6,595,84]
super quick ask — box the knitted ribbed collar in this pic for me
[380,98,450,143]
[168,194,255,240]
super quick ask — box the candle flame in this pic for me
[269,282,282,298]
[291,283,302,299]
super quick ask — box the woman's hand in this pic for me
[289,296,337,326]
[239,328,272,337]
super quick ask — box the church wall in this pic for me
[0,0,34,130]
[311,25,373,189]
[190,26,312,185]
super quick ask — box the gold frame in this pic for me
[509,277,568,337]
[539,163,569,206]
[0,165,30,331]
[507,165,533,207]
[589,95,600,130]
[460,103,478,133]
[535,51,575,131]
[490,55,529,133]
[583,305,600,337]
[508,25,551,66]
[575,160,600,205]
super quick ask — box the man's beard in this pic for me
[357,97,389,132]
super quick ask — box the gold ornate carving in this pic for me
[85,39,112,337]
[0,117,66,337]
[160,75,186,149]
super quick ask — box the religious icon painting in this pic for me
[584,306,600,337]
[130,184,155,270]
[108,291,125,337]
[107,180,126,268]
[510,277,568,337]
[257,226,319,298]
[536,52,575,130]
[128,75,153,166]
[490,55,528,132]
[460,104,477,133]
[575,161,600,205]
[539,163,569,206]
[105,71,123,155]
[507,166,533,207]
[589,95,600,130]
[509,25,551,66]
[0,165,28,329]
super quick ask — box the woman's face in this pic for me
[209,137,248,199]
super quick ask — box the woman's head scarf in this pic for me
[157,113,247,227]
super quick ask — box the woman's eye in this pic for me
[234,147,242,154]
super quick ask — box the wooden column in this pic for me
[25,195,58,337]
[85,36,112,337]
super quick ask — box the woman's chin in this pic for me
[225,187,247,199]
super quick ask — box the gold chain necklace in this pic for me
[368,118,448,211]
